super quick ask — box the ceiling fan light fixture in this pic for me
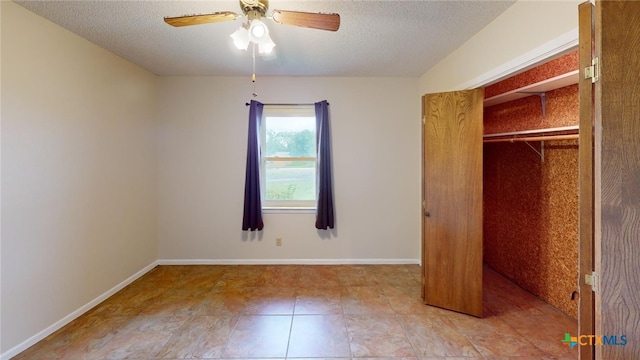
[230,26,250,50]
[166,0,341,55]
[231,18,275,54]
[248,19,268,41]
[258,36,276,54]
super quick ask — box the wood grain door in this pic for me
[578,2,595,359]
[593,1,640,358]
[421,89,483,317]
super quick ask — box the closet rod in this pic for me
[483,134,579,143]
[482,125,579,139]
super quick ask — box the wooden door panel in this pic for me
[422,89,483,317]
[594,1,640,358]
[578,2,595,360]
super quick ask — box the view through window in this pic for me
[261,105,316,208]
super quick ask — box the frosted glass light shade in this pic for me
[230,26,250,50]
[231,19,275,54]
[258,37,276,54]
[249,19,268,41]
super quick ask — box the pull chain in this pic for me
[251,44,258,97]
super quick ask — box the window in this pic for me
[261,105,317,209]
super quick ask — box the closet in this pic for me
[420,52,580,319]
[482,51,580,320]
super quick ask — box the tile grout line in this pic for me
[283,311,295,358]
[378,282,421,359]
[445,311,486,359]
[394,312,421,359]
[215,314,243,360]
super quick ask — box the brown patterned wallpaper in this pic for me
[484,84,579,135]
[484,139,579,319]
[483,81,579,319]
[484,50,579,99]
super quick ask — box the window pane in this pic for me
[265,116,316,157]
[265,161,316,201]
[261,105,317,208]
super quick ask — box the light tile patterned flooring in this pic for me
[14,265,578,359]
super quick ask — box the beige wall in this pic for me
[156,76,422,263]
[419,0,582,93]
[1,1,158,353]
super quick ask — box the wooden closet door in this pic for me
[578,2,595,360]
[593,1,640,358]
[422,89,483,317]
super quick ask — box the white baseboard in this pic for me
[158,258,420,265]
[1,260,158,360]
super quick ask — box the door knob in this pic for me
[424,211,431,218]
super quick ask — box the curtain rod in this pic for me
[245,102,329,106]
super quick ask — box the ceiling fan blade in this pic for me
[164,11,239,27]
[271,10,340,31]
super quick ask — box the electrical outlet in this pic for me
[275,237,282,246]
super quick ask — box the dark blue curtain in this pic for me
[242,100,264,231]
[315,100,335,229]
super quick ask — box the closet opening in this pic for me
[482,50,580,321]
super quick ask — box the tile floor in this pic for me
[14,264,578,359]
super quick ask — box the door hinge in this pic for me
[584,57,599,83]
[422,116,426,125]
[585,271,599,293]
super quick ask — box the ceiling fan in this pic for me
[164,0,340,54]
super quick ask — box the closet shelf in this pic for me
[483,125,579,143]
[484,70,579,108]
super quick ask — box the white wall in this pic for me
[157,76,422,263]
[1,1,158,353]
[419,0,582,93]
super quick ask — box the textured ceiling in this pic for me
[15,0,516,77]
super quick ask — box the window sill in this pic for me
[263,207,316,214]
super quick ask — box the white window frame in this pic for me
[261,105,317,211]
